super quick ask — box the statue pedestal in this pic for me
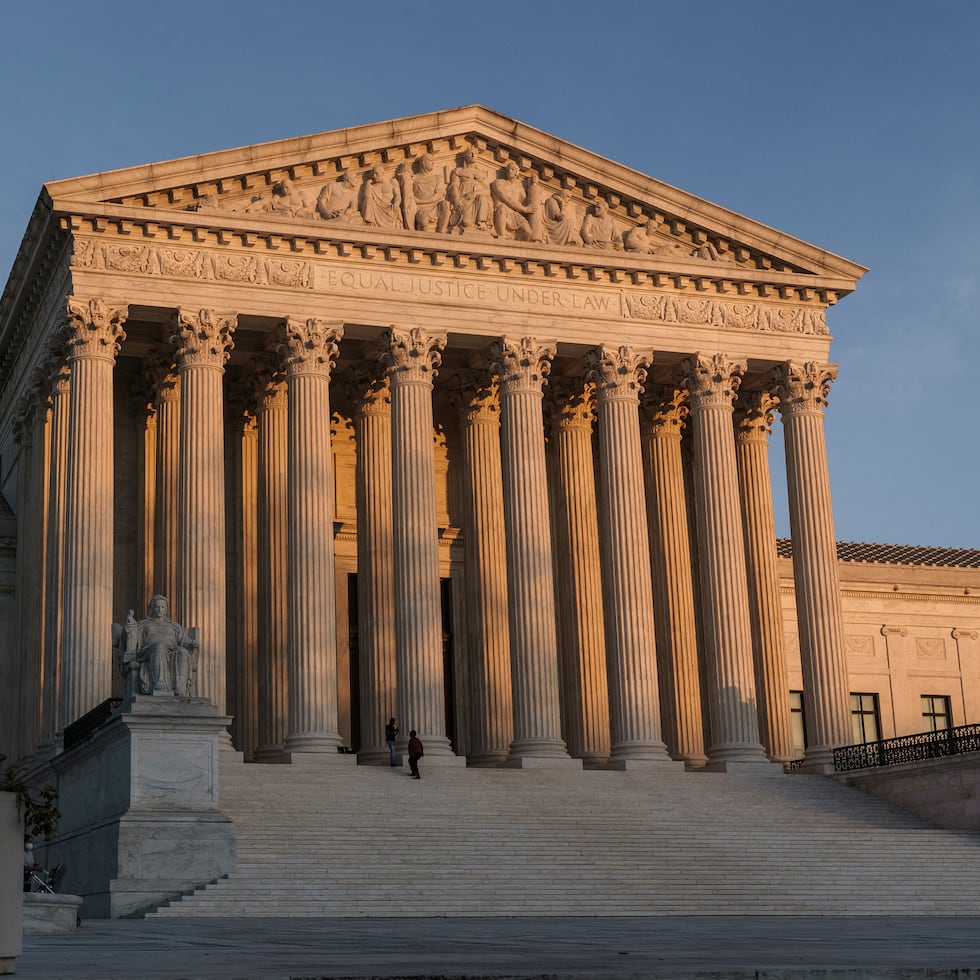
[48,697,235,918]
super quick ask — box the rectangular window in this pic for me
[789,691,806,759]
[850,692,881,744]
[921,694,952,732]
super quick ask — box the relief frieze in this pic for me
[622,291,827,335]
[71,240,314,290]
[70,235,827,333]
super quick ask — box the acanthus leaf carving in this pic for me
[734,390,778,443]
[588,345,650,402]
[279,317,343,380]
[172,308,236,369]
[770,361,838,415]
[490,336,556,395]
[380,327,446,384]
[640,383,688,438]
[682,353,746,411]
[64,296,129,361]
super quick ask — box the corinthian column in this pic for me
[338,365,396,765]
[640,384,706,766]
[61,297,128,727]
[589,346,671,766]
[771,361,850,769]
[735,391,794,763]
[249,354,289,759]
[172,308,235,712]
[41,359,70,752]
[546,379,609,766]
[683,353,768,767]
[281,317,347,756]
[146,348,180,603]
[491,337,574,766]
[448,370,513,766]
[381,327,455,759]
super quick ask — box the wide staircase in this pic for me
[149,753,980,917]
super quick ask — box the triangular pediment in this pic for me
[43,106,866,288]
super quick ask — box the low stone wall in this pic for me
[840,754,980,831]
[23,893,83,934]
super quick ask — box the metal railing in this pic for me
[833,723,980,773]
[63,698,122,752]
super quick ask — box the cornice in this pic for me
[60,205,847,336]
[59,202,846,312]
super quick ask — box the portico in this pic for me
[0,106,867,775]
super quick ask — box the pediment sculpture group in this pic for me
[193,146,728,262]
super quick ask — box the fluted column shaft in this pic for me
[41,362,70,751]
[252,361,289,757]
[590,346,670,763]
[225,390,259,758]
[61,298,128,727]
[735,392,794,762]
[452,372,513,766]
[14,390,48,758]
[773,361,851,766]
[147,350,180,602]
[684,354,768,765]
[382,327,453,757]
[282,318,345,753]
[492,337,570,762]
[173,308,235,711]
[343,369,396,764]
[641,386,706,765]
[547,381,609,765]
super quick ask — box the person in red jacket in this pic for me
[407,730,423,780]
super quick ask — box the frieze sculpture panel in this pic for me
[70,239,314,290]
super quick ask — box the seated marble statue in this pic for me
[116,595,200,698]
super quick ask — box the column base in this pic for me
[283,751,357,768]
[702,759,786,776]
[606,757,685,771]
[581,755,612,770]
[466,751,510,768]
[356,748,395,766]
[252,745,289,764]
[283,733,346,754]
[503,754,583,770]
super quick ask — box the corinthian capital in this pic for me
[734,390,778,444]
[682,353,746,412]
[446,369,499,424]
[64,296,129,361]
[245,352,287,411]
[279,317,343,379]
[769,361,838,415]
[172,308,236,369]
[545,378,595,434]
[640,383,688,438]
[490,336,556,396]
[333,364,390,418]
[380,327,446,384]
[588,345,651,402]
[144,347,179,404]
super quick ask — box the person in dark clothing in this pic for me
[407,730,423,780]
[385,718,399,766]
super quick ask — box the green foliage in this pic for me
[0,754,60,841]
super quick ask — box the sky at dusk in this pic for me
[1,1,977,548]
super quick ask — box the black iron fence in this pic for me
[833,723,980,773]
[62,698,122,752]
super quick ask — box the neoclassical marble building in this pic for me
[6,105,965,779]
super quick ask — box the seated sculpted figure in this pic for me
[117,595,200,698]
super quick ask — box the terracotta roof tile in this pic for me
[775,539,980,568]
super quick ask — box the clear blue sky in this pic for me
[1,1,977,548]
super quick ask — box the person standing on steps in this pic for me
[407,730,424,780]
[385,717,399,767]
